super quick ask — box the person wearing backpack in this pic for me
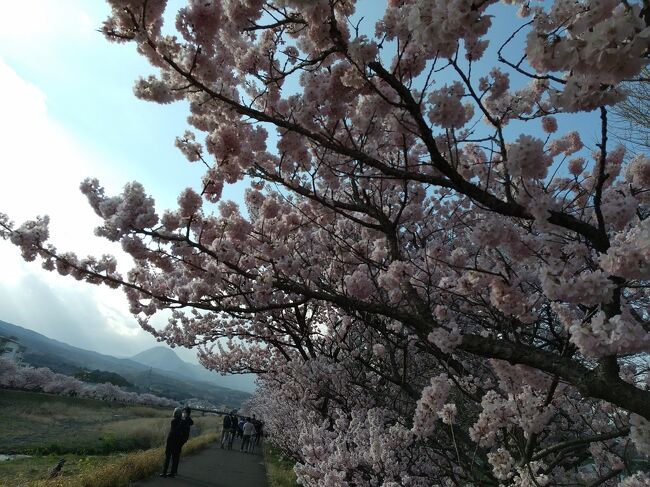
[221,413,233,449]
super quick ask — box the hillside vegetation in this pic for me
[73,369,131,387]
[264,443,299,487]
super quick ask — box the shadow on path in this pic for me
[134,442,268,487]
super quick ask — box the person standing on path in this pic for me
[180,406,194,447]
[230,413,239,447]
[241,417,255,453]
[252,417,263,447]
[221,413,234,448]
[136,437,270,486]
[161,408,184,478]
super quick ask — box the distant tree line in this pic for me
[0,357,177,408]
[74,369,132,387]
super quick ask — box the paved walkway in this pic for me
[135,441,269,487]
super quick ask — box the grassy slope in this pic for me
[264,442,300,487]
[0,454,116,486]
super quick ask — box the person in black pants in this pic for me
[161,408,183,478]
[180,406,194,448]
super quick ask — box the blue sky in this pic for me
[0,0,615,369]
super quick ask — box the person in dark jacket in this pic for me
[221,413,233,448]
[160,408,183,478]
[180,406,194,446]
[253,418,263,446]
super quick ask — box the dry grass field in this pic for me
[0,389,169,454]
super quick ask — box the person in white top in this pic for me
[241,418,256,453]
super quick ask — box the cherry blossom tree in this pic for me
[2,0,650,484]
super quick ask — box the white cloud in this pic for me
[0,58,147,351]
[94,287,142,338]
[0,0,99,47]
[0,58,123,251]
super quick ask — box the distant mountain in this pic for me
[131,346,257,393]
[132,347,194,376]
[0,320,251,407]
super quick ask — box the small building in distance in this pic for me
[0,336,25,361]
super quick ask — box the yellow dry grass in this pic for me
[7,433,218,487]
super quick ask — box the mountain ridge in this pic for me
[0,319,252,406]
[132,346,190,371]
[130,346,256,392]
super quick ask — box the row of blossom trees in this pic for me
[0,358,177,408]
[2,0,650,485]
